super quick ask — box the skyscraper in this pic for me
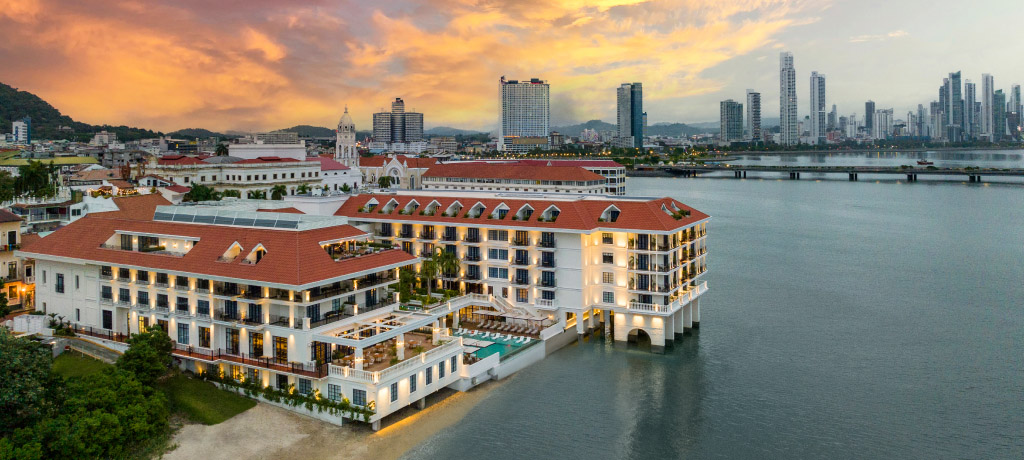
[945,71,963,141]
[964,80,977,139]
[11,117,30,144]
[779,52,798,145]
[616,82,643,149]
[498,76,550,152]
[873,109,893,140]
[372,98,424,144]
[828,104,838,132]
[981,74,994,140]
[993,89,1006,139]
[865,101,876,137]
[809,71,826,144]
[1010,84,1022,134]
[746,89,761,142]
[719,99,744,142]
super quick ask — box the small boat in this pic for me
[917,160,934,166]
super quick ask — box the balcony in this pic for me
[115,299,132,307]
[213,285,242,296]
[99,273,113,280]
[441,233,458,242]
[0,243,21,252]
[512,278,529,286]
[419,231,436,240]
[196,310,211,319]
[540,280,556,288]
[174,308,191,317]
[536,299,554,308]
[465,273,481,281]
[214,309,241,322]
[465,253,481,262]
[100,297,113,305]
[155,281,170,288]
[539,240,555,248]
[155,306,170,315]
[511,257,531,266]
[463,235,480,243]
[540,260,555,268]
[174,283,190,291]
[398,230,415,239]
[511,238,530,247]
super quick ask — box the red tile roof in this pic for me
[257,207,305,214]
[310,155,350,171]
[71,168,122,181]
[91,194,172,221]
[108,180,135,189]
[460,159,622,168]
[158,155,207,166]
[335,194,707,232]
[164,185,191,193]
[423,163,605,182]
[19,213,415,287]
[0,208,23,224]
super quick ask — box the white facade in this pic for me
[148,158,323,196]
[12,120,29,144]
[779,52,798,145]
[498,76,550,152]
[228,143,308,161]
[746,89,761,141]
[335,107,358,168]
[810,71,826,145]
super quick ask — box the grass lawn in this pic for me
[52,352,111,378]
[158,374,256,425]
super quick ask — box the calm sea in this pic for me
[402,167,1024,459]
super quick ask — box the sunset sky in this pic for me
[1,0,1021,133]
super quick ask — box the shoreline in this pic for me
[697,146,1024,156]
[164,378,505,460]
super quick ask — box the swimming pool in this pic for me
[454,331,530,358]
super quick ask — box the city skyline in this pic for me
[0,0,1022,132]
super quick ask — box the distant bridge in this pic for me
[635,164,1024,183]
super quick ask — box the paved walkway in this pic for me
[61,337,123,363]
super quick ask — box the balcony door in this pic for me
[274,336,288,363]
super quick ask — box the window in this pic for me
[156,272,168,285]
[120,234,132,250]
[328,384,341,402]
[516,288,528,303]
[451,356,457,373]
[176,296,189,311]
[277,374,289,391]
[100,285,112,300]
[602,233,614,244]
[101,310,112,330]
[541,290,555,300]
[197,300,210,316]
[75,275,79,290]
[199,327,210,348]
[42,270,46,284]
[75,308,80,322]
[177,323,189,344]
[487,267,508,280]
[353,389,367,406]
[118,267,130,279]
[602,253,614,264]
[157,294,168,308]
[137,291,149,306]
[602,291,615,304]
[119,288,130,303]
[438,361,446,379]
[137,270,149,283]
[541,271,555,287]
[55,274,64,293]
[409,375,417,393]
[248,368,260,383]
[602,272,614,284]
[426,367,433,385]
[298,378,312,395]
[487,230,507,242]
[487,248,508,260]
[390,382,398,402]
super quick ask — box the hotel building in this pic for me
[20,190,708,429]
[420,164,607,194]
[498,77,550,153]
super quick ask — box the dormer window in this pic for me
[401,199,420,215]
[422,200,441,216]
[491,203,510,220]
[539,205,560,222]
[243,244,267,265]
[381,198,400,214]
[466,202,486,218]
[514,205,534,221]
[220,242,243,263]
[600,205,621,223]
[360,198,379,213]
[445,201,463,217]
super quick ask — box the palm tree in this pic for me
[270,184,287,200]
[377,175,395,189]
[296,183,311,195]
[215,144,229,156]
[340,183,351,193]
[433,248,459,292]
[398,267,416,301]
[222,189,241,198]
[247,190,266,199]
[419,256,439,299]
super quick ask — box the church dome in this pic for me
[338,106,355,129]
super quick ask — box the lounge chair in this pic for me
[469,330,478,336]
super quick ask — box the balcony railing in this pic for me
[511,258,531,266]
[174,308,191,317]
[155,306,170,314]
[512,278,529,286]
[463,235,480,243]
[172,344,328,378]
[441,233,457,242]
[539,240,555,248]
[419,231,436,239]
[398,231,414,239]
[511,238,530,246]
[536,299,554,308]
[214,309,241,322]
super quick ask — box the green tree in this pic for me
[115,326,172,386]
[14,161,57,199]
[296,183,311,195]
[0,329,53,437]
[419,255,439,299]
[377,175,395,189]
[246,190,266,200]
[222,189,241,198]
[398,267,416,301]
[182,183,221,202]
[433,248,459,291]
[340,183,351,193]
[214,143,229,156]
[270,184,287,200]
[0,171,15,203]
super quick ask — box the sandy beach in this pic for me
[164,379,504,460]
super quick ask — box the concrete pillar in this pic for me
[613,311,629,347]
[586,309,596,333]
[663,314,674,347]
[452,312,460,329]
[354,347,364,370]
[396,333,405,360]
[692,298,700,328]
[415,398,425,409]
[371,420,381,431]
[575,312,585,336]
[683,302,693,330]
[673,309,684,339]
[651,329,666,354]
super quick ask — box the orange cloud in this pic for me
[0,0,819,132]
